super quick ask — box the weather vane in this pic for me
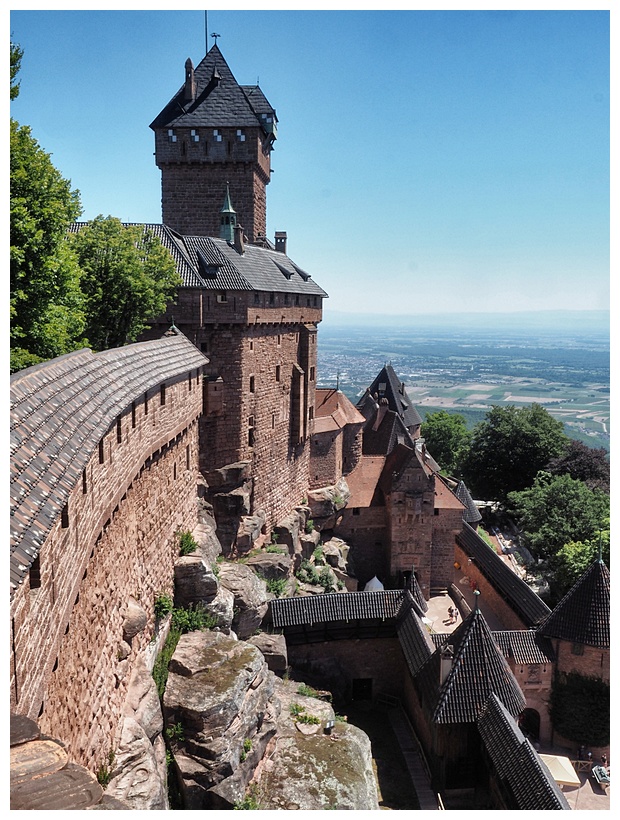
[211,32,221,43]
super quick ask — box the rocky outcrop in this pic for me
[236,511,267,553]
[248,633,288,674]
[218,562,269,639]
[163,630,279,809]
[307,478,350,531]
[245,550,292,581]
[204,583,235,631]
[173,556,219,609]
[204,462,253,554]
[122,597,148,643]
[105,657,168,810]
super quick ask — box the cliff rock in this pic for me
[218,562,269,639]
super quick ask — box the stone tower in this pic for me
[150,44,277,242]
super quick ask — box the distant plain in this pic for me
[317,311,610,452]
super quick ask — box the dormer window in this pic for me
[213,129,222,142]
[236,129,246,142]
[216,291,228,304]
[190,129,199,142]
[167,129,177,143]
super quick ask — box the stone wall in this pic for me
[10,374,203,773]
[309,430,343,489]
[551,638,609,684]
[335,507,388,586]
[430,506,463,592]
[155,127,270,241]
[453,542,530,631]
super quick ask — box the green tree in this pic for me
[506,472,609,559]
[421,410,471,475]
[549,527,610,602]
[69,216,181,350]
[546,439,610,494]
[10,118,85,372]
[460,404,569,501]
[11,41,23,100]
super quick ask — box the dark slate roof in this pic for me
[10,332,207,599]
[69,224,327,297]
[359,365,423,428]
[270,590,404,629]
[150,44,277,133]
[538,558,610,648]
[396,592,436,677]
[492,631,555,665]
[478,694,570,810]
[456,522,551,627]
[362,410,415,456]
[417,606,526,724]
[454,480,482,524]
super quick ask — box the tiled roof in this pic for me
[417,605,526,724]
[150,45,277,132]
[362,410,415,456]
[538,558,610,648]
[70,225,327,297]
[360,365,423,428]
[313,389,365,434]
[456,522,551,627]
[434,477,466,511]
[10,332,207,598]
[478,694,570,810]
[454,480,482,523]
[396,592,435,676]
[343,456,385,508]
[270,590,404,628]
[491,631,555,665]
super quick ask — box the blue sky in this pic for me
[9,6,610,317]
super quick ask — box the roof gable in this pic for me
[360,364,423,429]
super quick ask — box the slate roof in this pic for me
[150,44,277,133]
[362,410,415,456]
[396,591,436,677]
[416,604,526,724]
[478,694,570,810]
[454,480,482,523]
[537,558,610,648]
[270,590,404,629]
[456,522,551,627]
[359,364,423,429]
[10,331,207,599]
[69,224,327,298]
[491,631,555,665]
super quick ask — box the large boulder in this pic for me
[307,478,350,525]
[174,556,218,609]
[122,657,163,742]
[245,551,292,581]
[205,461,252,490]
[249,679,379,810]
[247,633,288,674]
[203,584,235,631]
[122,598,148,642]
[163,631,279,809]
[218,562,269,639]
[236,511,266,553]
[105,717,167,810]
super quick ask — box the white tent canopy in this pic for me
[539,754,580,787]
[363,576,384,591]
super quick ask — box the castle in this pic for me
[10,42,609,810]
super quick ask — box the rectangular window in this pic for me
[173,463,177,480]
[217,291,228,303]
[309,367,315,381]
[82,469,88,494]
[144,392,149,415]
[131,402,136,428]
[352,508,360,516]
[248,416,255,448]
[188,372,192,392]
[275,365,281,382]
[30,555,41,590]
[277,334,281,346]
[160,384,166,405]
[254,292,260,304]
[116,416,122,444]
[99,439,105,464]
[61,503,69,529]
[309,406,314,421]
[249,340,254,351]
[249,376,255,393]
[186,444,190,470]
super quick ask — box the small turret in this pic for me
[219,184,237,243]
[183,58,196,104]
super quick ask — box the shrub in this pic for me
[177,529,198,556]
[240,737,252,762]
[154,593,173,619]
[296,559,320,586]
[166,722,185,742]
[171,603,218,633]
[318,566,337,592]
[312,546,324,561]
[305,519,315,534]
[96,749,115,788]
[266,577,287,598]
[266,544,286,554]
[290,702,305,717]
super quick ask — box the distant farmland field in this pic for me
[317,318,610,452]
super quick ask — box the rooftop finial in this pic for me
[473,589,480,611]
[598,529,603,562]
[211,32,221,45]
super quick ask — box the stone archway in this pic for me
[519,708,541,742]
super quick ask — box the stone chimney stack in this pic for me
[275,231,287,254]
[440,644,454,686]
[183,58,196,103]
[234,224,245,255]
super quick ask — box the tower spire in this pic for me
[219,183,237,242]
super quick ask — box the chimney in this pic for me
[234,224,245,255]
[183,58,196,103]
[275,231,287,254]
[440,644,454,686]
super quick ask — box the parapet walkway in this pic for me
[385,705,439,810]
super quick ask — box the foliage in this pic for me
[171,603,217,633]
[289,702,305,717]
[11,41,23,100]
[234,791,260,810]
[166,722,185,742]
[240,737,252,761]
[460,404,569,501]
[420,410,472,475]
[546,439,610,494]
[312,546,324,562]
[549,673,609,747]
[95,749,115,788]
[289,701,321,724]
[318,566,338,593]
[266,577,287,598]
[548,528,610,602]
[305,519,315,533]
[154,593,174,619]
[177,529,198,556]
[296,559,320,586]
[152,603,217,698]
[69,215,181,350]
[266,544,286,554]
[506,472,609,559]
[10,117,85,371]
[476,526,495,550]
[297,683,331,701]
